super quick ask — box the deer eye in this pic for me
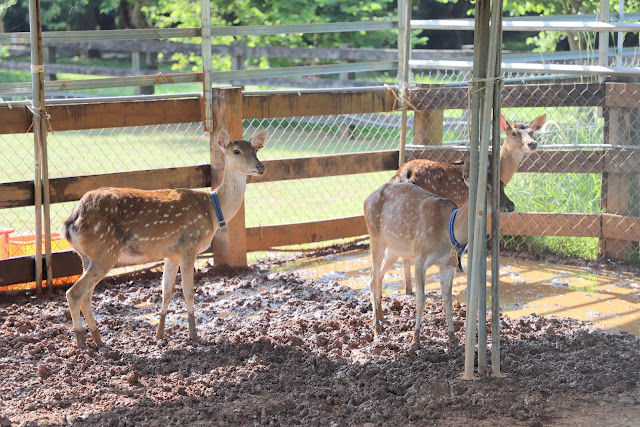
[233,149,241,155]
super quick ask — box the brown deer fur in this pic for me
[391,114,546,293]
[364,161,515,349]
[63,128,268,349]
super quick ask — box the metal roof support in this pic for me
[28,0,52,295]
[397,0,411,167]
[462,0,490,382]
[489,0,504,378]
[599,0,610,78]
[201,0,213,132]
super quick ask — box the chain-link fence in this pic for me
[1,73,640,274]
[409,77,640,261]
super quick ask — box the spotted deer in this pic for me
[392,114,546,293]
[364,160,515,349]
[63,128,267,349]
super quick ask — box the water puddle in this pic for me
[281,249,640,336]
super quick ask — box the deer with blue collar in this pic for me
[364,159,515,350]
[63,128,267,349]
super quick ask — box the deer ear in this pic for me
[218,128,231,151]
[462,158,471,187]
[250,130,268,150]
[500,114,508,131]
[529,114,547,131]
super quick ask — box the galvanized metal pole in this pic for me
[397,0,411,167]
[599,0,610,73]
[478,0,503,376]
[463,0,490,380]
[201,0,213,133]
[490,0,504,377]
[617,0,624,66]
[28,0,52,295]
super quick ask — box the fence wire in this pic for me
[410,79,640,261]
[1,74,640,270]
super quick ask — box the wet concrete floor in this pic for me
[278,249,640,337]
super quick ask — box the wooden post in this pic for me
[132,51,156,95]
[43,46,57,81]
[211,87,248,267]
[413,109,444,146]
[230,42,245,90]
[600,81,640,260]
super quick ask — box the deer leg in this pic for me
[66,260,113,349]
[438,265,458,349]
[179,252,199,342]
[156,257,180,339]
[412,257,429,350]
[80,286,103,347]
[368,237,386,336]
[403,259,413,295]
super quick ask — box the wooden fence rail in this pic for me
[1,82,640,288]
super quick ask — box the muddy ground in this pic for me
[1,261,639,426]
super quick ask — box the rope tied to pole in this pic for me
[384,83,419,113]
[466,76,503,141]
[26,102,54,135]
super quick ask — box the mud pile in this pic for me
[1,265,638,425]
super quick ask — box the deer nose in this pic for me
[256,162,265,173]
[528,141,538,150]
[505,200,516,213]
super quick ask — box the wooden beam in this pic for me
[0,165,211,209]
[0,98,202,134]
[411,83,604,110]
[246,215,368,252]
[249,150,399,183]
[605,82,640,108]
[0,250,82,287]
[602,213,640,242]
[498,212,601,238]
[244,88,397,119]
[407,147,604,174]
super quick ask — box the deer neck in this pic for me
[214,162,247,222]
[499,141,524,185]
[451,202,470,246]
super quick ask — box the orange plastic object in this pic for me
[7,232,72,258]
[0,228,15,259]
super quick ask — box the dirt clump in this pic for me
[1,264,639,426]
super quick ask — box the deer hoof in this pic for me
[75,330,87,349]
[90,328,103,347]
[373,323,384,336]
[448,335,460,349]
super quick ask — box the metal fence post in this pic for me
[397,0,411,167]
[28,0,52,295]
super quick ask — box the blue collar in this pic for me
[449,209,467,272]
[209,190,227,230]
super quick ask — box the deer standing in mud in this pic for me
[392,114,546,293]
[364,160,515,349]
[63,128,267,349]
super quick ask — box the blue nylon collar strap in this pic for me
[448,209,467,272]
[210,190,227,230]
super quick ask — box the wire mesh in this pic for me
[244,112,404,226]
[409,78,640,261]
[1,73,640,272]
